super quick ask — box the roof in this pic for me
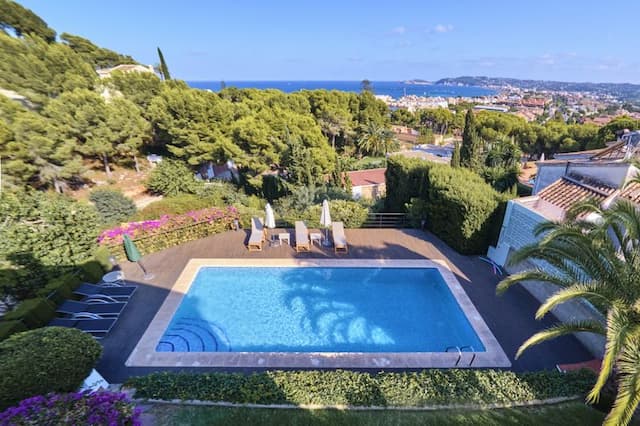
[346,168,386,187]
[537,176,614,211]
[619,181,640,204]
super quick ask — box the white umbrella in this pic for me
[265,203,276,229]
[320,199,332,247]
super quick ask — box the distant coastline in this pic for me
[187,81,497,99]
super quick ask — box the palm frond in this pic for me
[588,307,636,404]
[603,334,640,426]
[515,321,606,359]
[535,282,612,319]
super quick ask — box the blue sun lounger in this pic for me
[57,300,126,318]
[49,315,117,339]
[74,283,137,301]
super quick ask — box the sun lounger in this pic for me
[295,221,311,252]
[332,221,348,253]
[247,217,265,251]
[74,283,137,301]
[49,316,117,339]
[57,300,126,318]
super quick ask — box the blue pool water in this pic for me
[156,267,485,353]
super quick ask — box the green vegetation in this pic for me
[385,156,507,254]
[127,369,595,407]
[146,159,200,196]
[157,47,171,81]
[0,190,100,303]
[60,32,135,68]
[0,327,102,409]
[148,402,605,426]
[89,188,137,224]
[498,200,640,425]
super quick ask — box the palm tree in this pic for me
[356,122,395,160]
[497,200,640,426]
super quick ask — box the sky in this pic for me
[18,0,640,83]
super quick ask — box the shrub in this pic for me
[134,195,214,220]
[0,391,141,425]
[99,206,239,259]
[35,273,82,305]
[426,166,504,254]
[89,189,137,225]
[0,321,27,341]
[77,259,106,283]
[3,298,56,329]
[384,156,433,212]
[146,159,201,196]
[0,327,102,408]
[126,369,595,407]
[298,200,369,228]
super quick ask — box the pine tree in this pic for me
[451,141,461,167]
[460,109,482,171]
[157,47,171,80]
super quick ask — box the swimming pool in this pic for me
[156,267,484,353]
[127,259,510,368]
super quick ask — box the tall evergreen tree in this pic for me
[460,109,482,171]
[157,47,171,80]
[451,140,461,167]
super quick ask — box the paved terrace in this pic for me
[98,228,592,383]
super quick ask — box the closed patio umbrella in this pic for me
[123,234,154,280]
[320,199,332,247]
[265,203,276,229]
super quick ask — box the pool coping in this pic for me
[125,259,511,369]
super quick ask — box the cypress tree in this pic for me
[157,47,171,80]
[451,141,461,167]
[460,109,482,171]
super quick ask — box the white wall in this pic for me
[534,161,632,194]
[488,199,605,358]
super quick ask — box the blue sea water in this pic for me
[187,80,496,99]
[156,267,485,353]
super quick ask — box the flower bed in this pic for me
[0,392,140,425]
[98,206,239,259]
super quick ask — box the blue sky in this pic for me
[18,0,640,83]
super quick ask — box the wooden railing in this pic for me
[362,213,407,228]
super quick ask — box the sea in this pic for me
[187,81,496,99]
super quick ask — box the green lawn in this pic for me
[147,402,605,426]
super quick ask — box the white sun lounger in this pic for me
[295,221,310,252]
[247,217,265,251]
[333,221,348,253]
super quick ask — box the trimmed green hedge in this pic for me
[384,156,432,212]
[0,327,102,409]
[425,166,507,254]
[0,321,27,341]
[35,273,82,305]
[126,370,595,407]
[387,156,509,254]
[3,298,56,329]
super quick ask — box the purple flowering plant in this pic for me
[0,391,141,426]
[98,205,239,245]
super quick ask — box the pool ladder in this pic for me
[445,346,476,366]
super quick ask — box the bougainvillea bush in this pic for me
[98,206,239,259]
[0,391,141,426]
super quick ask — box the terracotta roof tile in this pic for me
[537,177,612,211]
[346,168,386,187]
[619,182,640,204]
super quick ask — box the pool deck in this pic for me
[98,228,593,383]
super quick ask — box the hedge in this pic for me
[0,321,27,341]
[35,273,82,305]
[2,298,56,329]
[0,327,102,409]
[100,206,239,259]
[384,156,433,212]
[126,369,595,407]
[425,166,507,254]
[386,156,508,254]
[293,200,369,229]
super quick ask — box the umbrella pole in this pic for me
[137,260,155,281]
